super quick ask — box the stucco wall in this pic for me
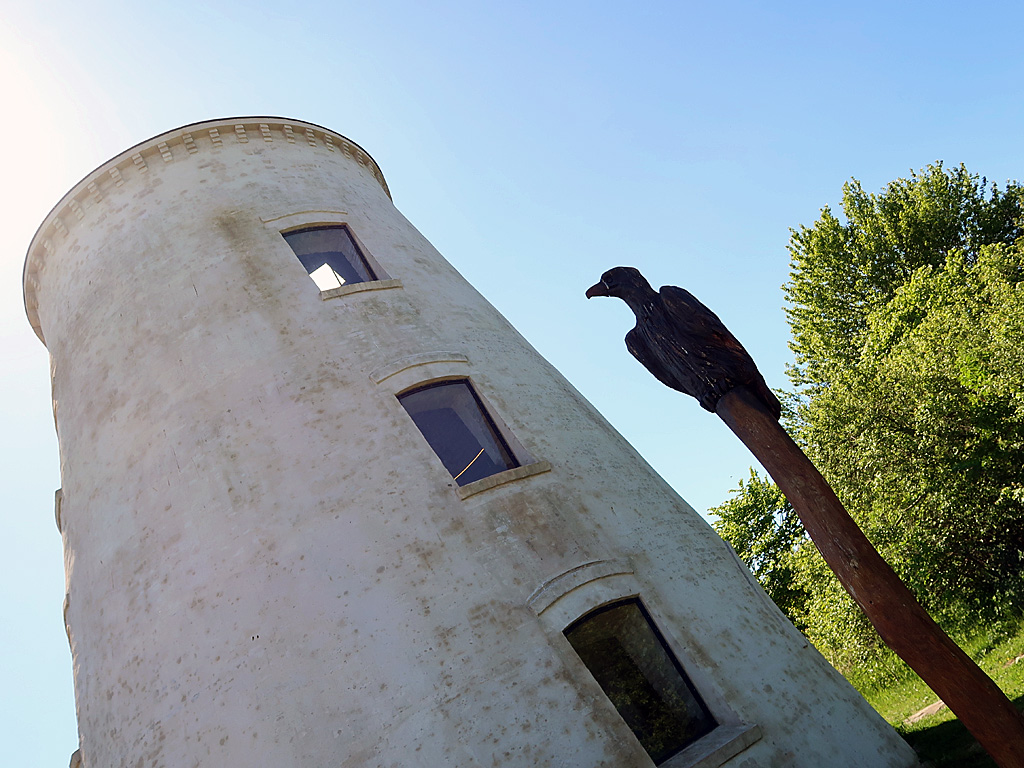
[26,118,918,768]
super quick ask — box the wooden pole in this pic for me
[716,384,1024,768]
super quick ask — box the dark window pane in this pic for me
[283,226,375,288]
[565,600,716,765]
[398,380,519,486]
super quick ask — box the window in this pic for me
[398,380,519,486]
[565,599,716,765]
[283,225,376,290]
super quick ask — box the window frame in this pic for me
[530,562,762,768]
[283,223,377,289]
[371,353,549,498]
[397,377,522,487]
[564,597,717,765]
[264,211,400,300]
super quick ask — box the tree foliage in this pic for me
[785,163,1023,390]
[713,164,1024,681]
[809,246,1024,609]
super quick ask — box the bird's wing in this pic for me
[625,326,682,391]
[659,285,757,373]
[660,285,781,418]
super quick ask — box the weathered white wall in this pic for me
[25,118,919,768]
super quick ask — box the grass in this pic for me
[860,621,1024,767]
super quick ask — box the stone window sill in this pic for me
[320,278,402,300]
[661,723,762,768]
[456,460,551,500]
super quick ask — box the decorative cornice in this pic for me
[24,117,392,345]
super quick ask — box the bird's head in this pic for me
[585,266,652,300]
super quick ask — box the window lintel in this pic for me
[370,351,470,386]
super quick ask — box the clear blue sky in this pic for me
[2,1,1022,764]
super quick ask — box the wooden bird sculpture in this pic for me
[588,267,1024,768]
[585,266,781,419]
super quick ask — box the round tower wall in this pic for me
[26,118,918,768]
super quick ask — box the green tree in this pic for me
[785,163,1022,391]
[804,245,1024,617]
[714,164,1024,680]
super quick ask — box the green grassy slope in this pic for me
[862,623,1024,767]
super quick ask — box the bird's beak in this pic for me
[586,280,610,299]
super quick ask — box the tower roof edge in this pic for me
[23,117,390,345]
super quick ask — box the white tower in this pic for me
[25,117,918,768]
